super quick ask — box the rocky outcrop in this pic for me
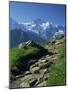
[10,55,53,88]
[10,38,65,89]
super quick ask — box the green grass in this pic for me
[10,45,40,79]
[47,41,66,86]
[10,46,39,66]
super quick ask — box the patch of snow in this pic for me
[31,24,36,27]
[41,21,50,30]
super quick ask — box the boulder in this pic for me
[30,63,38,69]
[40,69,48,75]
[24,71,31,75]
[39,59,48,63]
[29,79,37,87]
[20,82,30,87]
[37,81,46,87]
[30,67,40,74]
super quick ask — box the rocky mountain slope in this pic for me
[10,37,65,88]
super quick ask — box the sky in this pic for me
[9,1,66,26]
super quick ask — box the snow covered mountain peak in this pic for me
[40,21,50,30]
[10,18,65,44]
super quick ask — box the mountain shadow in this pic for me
[11,42,53,76]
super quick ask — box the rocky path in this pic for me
[10,54,53,88]
[10,38,64,88]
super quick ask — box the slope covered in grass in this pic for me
[10,38,66,87]
[10,44,40,75]
[10,45,39,68]
[10,42,50,81]
[47,39,66,86]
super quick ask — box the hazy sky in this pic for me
[10,1,66,26]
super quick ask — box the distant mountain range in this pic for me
[10,18,65,48]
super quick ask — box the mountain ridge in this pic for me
[10,18,65,48]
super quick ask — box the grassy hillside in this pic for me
[10,38,66,87]
[10,45,40,74]
[47,39,66,86]
[10,45,39,68]
[10,43,48,81]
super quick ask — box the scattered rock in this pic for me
[40,69,48,75]
[46,55,50,58]
[39,59,48,63]
[16,74,24,79]
[30,62,38,69]
[24,71,31,75]
[30,67,40,74]
[44,76,48,81]
[55,41,60,45]
[20,82,30,87]
[37,81,47,87]
[39,63,48,69]
[29,79,37,87]
[21,74,33,81]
